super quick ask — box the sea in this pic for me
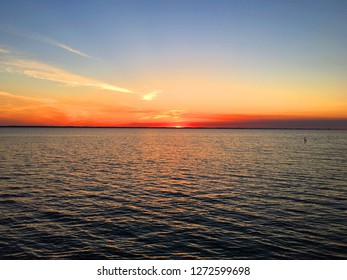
[0,128,346,259]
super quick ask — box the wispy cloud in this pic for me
[0,91,55,103]
[0,47,10,54]
[139,109,185,120]
[37,36,92,58]
[0,90,143,126]
[1,58,134,93]
[1,26,92,58]
[0,39,162,99]
[141,90,161,101]
[0,90,62,125]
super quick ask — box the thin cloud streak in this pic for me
[0,90,138,126]
[139,109,185,120]
[0,91,55,103]
[40,36,92,58]
[1,58,134,93]
[0,47,10,54]
[1,26,92,58]
[0,41,162,100]
[0,90,63,125]
[141,90,161,101]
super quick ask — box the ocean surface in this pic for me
[0,128,346,259]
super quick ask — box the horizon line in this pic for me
[0,125,346,130]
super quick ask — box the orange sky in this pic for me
[1,1,346,129]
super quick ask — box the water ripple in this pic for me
[0,128,346,259]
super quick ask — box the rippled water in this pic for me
[0,128,346,259]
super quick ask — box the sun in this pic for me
[170,121,189,128]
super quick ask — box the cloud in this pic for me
[141,90,161,101]
[1,58,134,93]
[0,91,55,103]
[0,36,161,99]
[38,36,92,58]
[0,47,10,54]
[0,90,139,126]
[1,26,92,58]
[139,109,185,120]
[0,91,63,125]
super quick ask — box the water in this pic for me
[0,128,346,259]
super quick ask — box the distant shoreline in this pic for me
[0,126,346,130]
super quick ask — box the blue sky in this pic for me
[0,0,346,127]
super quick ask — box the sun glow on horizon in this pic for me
[0,1,346,129]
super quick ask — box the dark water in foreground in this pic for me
[0,128,346,259]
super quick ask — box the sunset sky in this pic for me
[0,0,346,128]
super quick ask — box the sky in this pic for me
[0,0,346,128]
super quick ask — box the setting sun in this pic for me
[0,0,346,129]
